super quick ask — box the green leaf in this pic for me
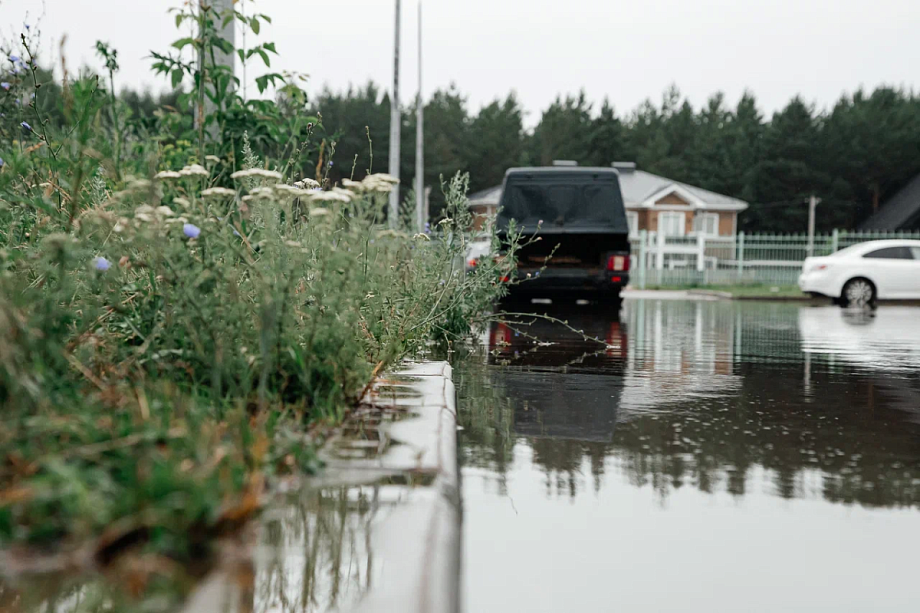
[172,37,195,51]
[259,14,272,24]
[171,68,183,89]
[237,49,245,64]
[255,75,269,93]
[175,13,185,29]
[250,17,260,35]
[257,49,270,67]
[263,42,277,54]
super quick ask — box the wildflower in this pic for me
[248,187,274,199]
[20,121,31,132]
[413,233,431,241]
[24,23,29,30]
[9,55,20,64]
[183,223,201,239]
[93,256,111,271]
[273,184,309,197]
[0,157,4,167]
[155,170,181,180]
[538,219,544,225]
[327,161,333,167]
[179,164,209,177]
[0,83,9,91]
[309,207,330,217]
[309,190,351,203]
[201,186,236,198]
[424,221,431,234]
[294,178,321,190]
[155,206,175,218]
[205,155,221,164]
[174,197,190,208]
[230,168,283,181]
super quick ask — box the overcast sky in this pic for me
[2,0,919,126]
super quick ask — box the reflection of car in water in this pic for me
[487,306,627,443]
[496,166,631,306]
[798,239,920,306]
[798,305,920,372]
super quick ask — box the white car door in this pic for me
[862,246,916,298]
[909,247,920,298]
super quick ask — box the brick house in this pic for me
[469,162,748,236]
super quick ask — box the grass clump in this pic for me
[0,3,517,567]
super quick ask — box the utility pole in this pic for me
[388,0,402,228]
[415,2,424,232]
[198,0,235,139]
[807,194,821,256]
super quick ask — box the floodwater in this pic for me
[457,298,920,613]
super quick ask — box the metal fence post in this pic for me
[831,228,839,253]
[696,234,705,272]
[638,230,647,290]
[736,231,745,282]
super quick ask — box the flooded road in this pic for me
[457,298,920,613]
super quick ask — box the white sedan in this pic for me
[798,239,920,306]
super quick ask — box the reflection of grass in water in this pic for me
[453,353,516,485]
[257,485,378,613]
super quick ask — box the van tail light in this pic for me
[606,254,630,272]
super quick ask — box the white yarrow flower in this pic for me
[294,178,321,189]
[179,164,209,177]
[309,207,331,217]
[205,155,221,163]
[155,170,181,180]
[201,187,237,198]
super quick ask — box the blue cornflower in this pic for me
[20,121,31,131]
[424,221,431,234]
[327,161,333,167]
[0,83,9,91]
[24,24,30,30]
[0,157,4,167]
[9,55,20,63]
[183,223,201,239]
[93,256,111,271]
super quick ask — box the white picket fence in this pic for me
[629,230,920,288]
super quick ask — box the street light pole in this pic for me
[807,194,821,256]
[388,0,402,228]
[415,2,424,232]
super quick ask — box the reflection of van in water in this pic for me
[496,166,630,305]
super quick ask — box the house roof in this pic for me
[467,166,748,211]
[468,185,503,207]
[860,173,920,231]
[618,169,748,210]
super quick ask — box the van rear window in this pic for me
[500,182,627,231]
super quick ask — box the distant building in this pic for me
[468,162,749,236]
[860,174,920,231]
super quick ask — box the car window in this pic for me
[863,246,914,260]
[912,247,920,261]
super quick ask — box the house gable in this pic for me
[655,191,691,206]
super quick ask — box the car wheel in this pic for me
[841,278,875,307]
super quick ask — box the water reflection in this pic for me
[459,300,920,507]
[0,484,391,613]
[461,299,920,612]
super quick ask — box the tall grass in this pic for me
[0,2,517,561]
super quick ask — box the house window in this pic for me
[658,211,685,237]
[626,211,639,237]
[694,212,720,236]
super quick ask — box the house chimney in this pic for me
[612,161,636,173]
[552,160,578,167]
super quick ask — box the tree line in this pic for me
[309,83,920,233]
[22,70,920,232]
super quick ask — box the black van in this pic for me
[496,166,631,304]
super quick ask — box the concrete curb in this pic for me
[179,361,461,613]
[343,361,461,613]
